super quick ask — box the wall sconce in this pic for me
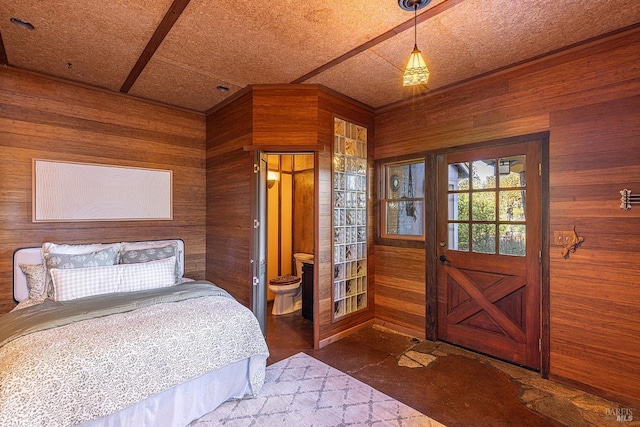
[499,160,511,175]
[267,170,280,189]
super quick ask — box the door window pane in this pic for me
[472,224,496,254]
[448,162,470,191]
[499,155,526,188]
[448,193,469,221]
[448,223,469,251]
[471,191,496,221]
[499,190,526,221]
[472,160,496,190]
[499,224,526,256]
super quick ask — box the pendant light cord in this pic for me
[414,4,418,48]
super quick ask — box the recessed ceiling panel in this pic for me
[129,55,242,112]
[307,49,429,108]
[1,0,637,112]
[418,0,640,84]
[0,0,174,91]
[149,0,445,86]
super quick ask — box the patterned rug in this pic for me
[192,352,445,426]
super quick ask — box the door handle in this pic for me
[439,255,451,264]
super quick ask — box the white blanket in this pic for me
[0,290,268,426]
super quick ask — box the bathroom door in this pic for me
[252,151,268,336]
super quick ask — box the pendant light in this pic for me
[399,0,431,86]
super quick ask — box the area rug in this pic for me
[192,352,445,426]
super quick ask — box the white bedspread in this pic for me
[0,291,269,426]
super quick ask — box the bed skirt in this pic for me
[79,358,254,427]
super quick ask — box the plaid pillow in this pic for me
[121,241,184,278]
[120,244,179,280]
[44,247,119,300]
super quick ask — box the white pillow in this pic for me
[50,256,176,301]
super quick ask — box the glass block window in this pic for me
[333,118,367,319]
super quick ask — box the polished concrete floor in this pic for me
[265,303,639,427]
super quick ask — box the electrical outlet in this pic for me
[561,231,575,244]
[553,231,564,246]
[553,230,576,246]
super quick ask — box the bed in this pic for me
[0,239,269,427]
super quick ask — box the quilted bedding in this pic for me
[0,281,269,426]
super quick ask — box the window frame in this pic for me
[446,156,528,256]
[378,158,426,242]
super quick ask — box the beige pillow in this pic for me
[19,263,47,302]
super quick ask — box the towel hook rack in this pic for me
[620,189,640,210]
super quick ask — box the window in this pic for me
[447,156,526,256]
[380,159,425,240]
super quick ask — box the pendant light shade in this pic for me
[399,0,431,87]
[403,45,430,86]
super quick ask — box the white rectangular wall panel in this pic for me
[33,160,172,222]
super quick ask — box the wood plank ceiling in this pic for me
[0,0,638,113]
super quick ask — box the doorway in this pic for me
[435,140,542,370]
[261,153,315,350]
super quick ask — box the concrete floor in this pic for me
[266,303,639,427]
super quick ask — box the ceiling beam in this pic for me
[0,30,8,65]
[290,0,466,84]
[120,0,192,93]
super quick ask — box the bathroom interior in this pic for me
[266,153,315,335]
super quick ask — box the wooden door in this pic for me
[437,141,541,369]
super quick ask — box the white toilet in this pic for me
[269,253,314,315]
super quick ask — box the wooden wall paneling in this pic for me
[279,171,293,277]
[373,29,640,407]
[547,93,640,407]
[251,85,319,147]
[315,145,333,347]
[374,245,426,338]
[371,152,432,340]
[0,67,206,315]
[293,170,314,255]
[206,92,254,307]
[215,85,375,346]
